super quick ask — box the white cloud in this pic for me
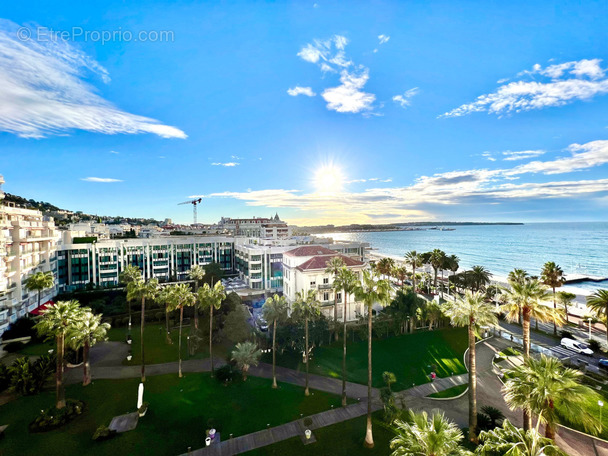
[109,150,119,154]
[80,177,123,183]
[392,87,420,108]
[378,35,390,45]
[482,152,497,162]
[501,150,546,161]
[287,86,316,97]
[211,162,239,167]
[296,35,349,69]
[442,58,608,117]
[322,68,375,113]
[0,20,187,139]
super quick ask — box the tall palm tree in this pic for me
[163,283,196,377]
[556,292,576,324]
[188,265,206,329]
[445,255,460,295]
[390,410,472,456]
[540,262,565,336]
[470,265,491,292]
[503,355,601,440]
[231,341,261,381]
[325,256,346,341]
[444,290,498,443]
[424,249,447,289]
[34,300,82,409]
[405,251,422,292]
[127,278,160,382]
[292,289,321,396]
[477,419,565,456]
[377,257,396,280]
[25,271,54,309]
[586,289,608,345]
[67,309,110,386]
[507,268,529,325]
[394,266,408,289]
[198,280,226,374]
[354,270,392,448]
[119,265,142,327]
[500,278,563,431]
[262,294,288,388]
[333,267,360,407]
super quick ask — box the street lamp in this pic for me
[589,318,593,340]
[599,400,604,432]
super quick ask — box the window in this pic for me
[336,292,342,303]
[310,281,316,286]
[323,277,329,284]
[323,292,329,301]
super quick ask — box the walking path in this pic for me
[402,373,468,398]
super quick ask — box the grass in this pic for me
[13,340,54,357]
[0,373,344,456]
[265,328,468,391]
[242,411,394,456]
[427,383,468,399]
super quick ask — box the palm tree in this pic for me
[34,300,82,409]
[333,267,360,407]
[262,294,288,388]
[507,268,529,325]
[477,419,565,456]
[127,278,160,382]
[424,249,446,289]
[394,266,408,289]
[556,292,576,324]
[163,283,196,377]
[445,255,460,295]
[198,281,226,374]
[67,309,110,386]
[354,270,392,448]
[540,262,565,336]
[25,271,54,309]
[325,256,346,341]
[390,409,472,456]
[444,290,498,443]
[292,289,321,396]
[587,289,608,345]
[377,257,396,280]
[231,341,261,381]
[405,251,422,292]
[500,278,563,431]
[119,265,142,327]
[503,354,601,440]
[470,265,492,292]
[188,265,206,329]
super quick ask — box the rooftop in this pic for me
[296,254,364,271]
[284,245,338,257]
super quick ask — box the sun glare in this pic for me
[314,164,344,193]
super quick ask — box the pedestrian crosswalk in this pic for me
[549,345,576,360]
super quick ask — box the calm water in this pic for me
[321,222,608,291]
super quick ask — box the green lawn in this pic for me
[427,383,468,399]
[266,328,468,391]
[0,373,344,456]
[12,339,54,357]
[242,411,394,456]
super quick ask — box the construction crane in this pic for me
[178,198,202,225]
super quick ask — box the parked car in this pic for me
[598,359,608,370]
[257,317,269,332]
[560,337,593,356]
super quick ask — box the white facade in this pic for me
[219,214,291,238]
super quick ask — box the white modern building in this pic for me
[0,175,58,332]
[282,245,366,321]
[218,214,292,238]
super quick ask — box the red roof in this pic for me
[296,254,363,271]
[30,300,54,316]
[284,245,338,257]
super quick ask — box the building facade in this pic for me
[218,214,292,238]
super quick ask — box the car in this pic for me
[598,359,608,370]
[560,337,594,356]
[257,317,269,332]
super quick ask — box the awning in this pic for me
[30,300,54,316]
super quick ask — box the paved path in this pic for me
[402,373,468,398]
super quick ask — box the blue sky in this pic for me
[1,1,608,225]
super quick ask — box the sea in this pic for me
[320,222,608,294]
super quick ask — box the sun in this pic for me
[314,164,345,193]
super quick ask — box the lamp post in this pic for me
[589,318,593,340]
[599,400,604,432]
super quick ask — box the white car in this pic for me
[560,338,593,356]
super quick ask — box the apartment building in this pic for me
[218,214,292,238]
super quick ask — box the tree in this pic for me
[556,292,576,324]
[390,409,472,456]
[188,265,206,329]
[223,304,253,343]
[382,371,397,393]
[394,266,409,289]
[470,265,492,292]
[126,278,160,382]
[405,251,423,292]
[325,256,346,341]
[388,289,423,334]
[203,262,224,285]
[500,278,563,431]
[119,265,142,327]
[67,310,110,386]
[540,262,565,336]
[586,289,608,345]
[35,300,82,409]
[163,284,196,377]
[377,257,396,280]
[354,270,392,448]
[444,290,498,443]
[198,281,226,374]
[262,294,288,388]
[477,419,566,456]
[25,271,54,309]
[292,289,321,396]
[503,354,601,440]
[507,268,529,325]
[426,249,447,290]
[334,267,360,407]
[445,255,460,294]
[231,341,261,381]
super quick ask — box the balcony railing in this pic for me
[318,283,332,290]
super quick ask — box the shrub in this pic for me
[30,399,86,432]
[3,342,25,353]
[92,425,116,441]
[560,330,575,340]
[9,354,56,396]
[2,317,38,341]
[589,339,601,352]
